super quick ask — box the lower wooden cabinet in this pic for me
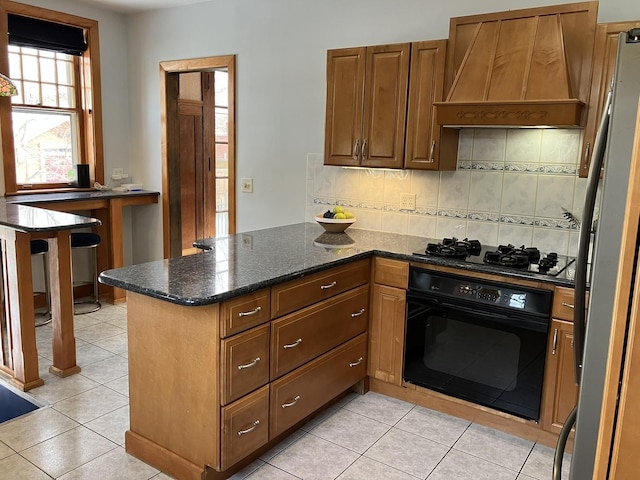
[368,284,406,385]
[221,324,270,405]
[270,333,367,438]
[541,319,580,433]
[369,258,408,386]
[221,385,270,469]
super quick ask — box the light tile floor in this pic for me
[0,303,572,480]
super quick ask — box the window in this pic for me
[0,3,104,194]
[10,47,81,186]
[214,69,229,236]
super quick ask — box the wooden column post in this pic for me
[48,230,80,377]
[2,228,43,390]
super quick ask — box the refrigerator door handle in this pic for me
[553,405,578,480]
[573,88,613,385]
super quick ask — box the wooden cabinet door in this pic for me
[368,284,406,386]
[360,43,410,169]
[324,47,365,167]
[221,385,269,470]
[541,319,579,433]
[580,21,640,178]
[404,40,458,171]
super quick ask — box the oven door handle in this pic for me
[428,298,548,332]
[437,301,509,320]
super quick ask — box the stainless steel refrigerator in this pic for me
[553,29,640,479]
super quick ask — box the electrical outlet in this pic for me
[401,193,416,210]
[241,178,253,193]
[112,168,124,180]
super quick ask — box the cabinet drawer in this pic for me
[220,289,271,338]
[271,285,369,379]
[221,385,269,470]
[269,333,367,438]
[221,324,270,405]
[373,257,408,288]
[271,259,370,318]
[553,287,588,322]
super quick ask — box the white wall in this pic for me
[9,0,640,265]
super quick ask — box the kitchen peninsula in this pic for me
[100,222,578,480]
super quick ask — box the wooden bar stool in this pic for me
[71,232,101,314]
[30,239,51,326]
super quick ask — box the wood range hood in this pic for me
[434,2,598,128]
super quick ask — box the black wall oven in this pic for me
[404,266,553,421]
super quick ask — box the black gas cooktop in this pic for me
[413,237,576,277]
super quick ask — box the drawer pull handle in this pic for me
[237,420,260,436]
[351,308,366,318]
[561,302,575,309]
[237,357,261,370]
[238,306,262,317]
[283,338,302,349]
[349,357,364,368]
[281,395,300,409]
[320,281,337,290]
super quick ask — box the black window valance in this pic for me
[8,14,87,56]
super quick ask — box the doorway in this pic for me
[160,55,236,258]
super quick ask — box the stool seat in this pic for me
[71,232,101,248]
[70,232,101,314]
[30,239,49,255]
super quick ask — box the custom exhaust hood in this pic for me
[434,2,598,128]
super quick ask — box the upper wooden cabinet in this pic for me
[579,21,640,178]
[404,40,458,170]
[324,44,409,169]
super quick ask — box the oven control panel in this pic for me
[411,267,553,317]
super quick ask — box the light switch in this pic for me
[241,178,253,193]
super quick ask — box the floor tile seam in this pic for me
[339,406,409,427]
[332,403,397,429]
[82,402,130,429]
[8,415,81,453]
[74,330,127,344]
[49,383,126,412]
[12,452,54,479]
[515,444,541,478]
[445,445,526,475]
[76,353,120,370]
[64,422,123,451]
[391,421,467,450]
[423,442,455,479]
[298,429,370,456]
[21,431,120,479]
[49,443,124,479]
[257,462,305,480]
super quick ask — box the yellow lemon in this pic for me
[333,206,345,214]
[334,213,346,219]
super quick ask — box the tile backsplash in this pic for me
[306,128,589,256]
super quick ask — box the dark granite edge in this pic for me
[101,243,575,307]
[99,252,374,306]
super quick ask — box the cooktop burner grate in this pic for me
[425,237,482,258]
[483,244,541,269]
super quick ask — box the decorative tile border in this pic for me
[313,197,578,231]
[459,161,577,175]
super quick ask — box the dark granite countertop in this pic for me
[5,189,159,205]
[0,201,101,233]
[99,223,576,307]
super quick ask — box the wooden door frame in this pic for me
[160,55,236,258]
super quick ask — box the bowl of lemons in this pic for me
[316,206,356,233]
